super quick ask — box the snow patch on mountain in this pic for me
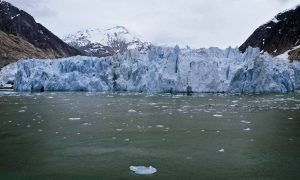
[63,26,150,57]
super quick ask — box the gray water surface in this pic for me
[0,92,299,180]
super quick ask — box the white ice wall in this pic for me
[1,46,299,93]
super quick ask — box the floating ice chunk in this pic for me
[130,166,157,175]
[240,120,251,124]
[244,128,251,131]
[149,103,157,105]
[68,118,81,121]
[288,118,294,120]
[156,125,164,128]
[124,138,130,141]
[128,109,137,113]
[116,129,123,132]
[177,108,184,112]
[82,122,92,126]
[218,149,225,152]
[18,110,25,113]
[213,114,223,117]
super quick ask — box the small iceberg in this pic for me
[218,149,225,152]
[213,114,223,117]
[240,120,251,124]
[156,125,164,128]
[130,166,157,175]
[68,118,81,121]
[128,109,137,113]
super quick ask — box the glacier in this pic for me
[1,46,300,93]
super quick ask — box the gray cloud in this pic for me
[5,0,300,48]
[7,0,56,17]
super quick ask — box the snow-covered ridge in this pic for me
[1,46,300,93]
[63,26,150,57]
[265,4,300,26]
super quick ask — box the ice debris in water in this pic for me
[244,128,251,131]
[240,120,251,124]
[218,149,225,152]
[213,114,223,117]
[68,118,81,121]
[82,122,92,126]
[130,166,157,175]
[128,109,137,113]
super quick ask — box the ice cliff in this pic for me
[1,46,300,93]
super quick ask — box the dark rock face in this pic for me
[0,0,82,68]
[288,48,300,60]
[71,39,130,58]
[240,5,300,60]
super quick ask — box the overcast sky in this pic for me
[6,0,300,48]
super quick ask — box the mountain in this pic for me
[63,26,150,57]
[240,5,300,60]
[0,0,82,68]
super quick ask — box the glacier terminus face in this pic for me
[1,46,300,93]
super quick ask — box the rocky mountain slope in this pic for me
[63,26,150,57]
[240,5,300,60]
[0,0,81,68]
